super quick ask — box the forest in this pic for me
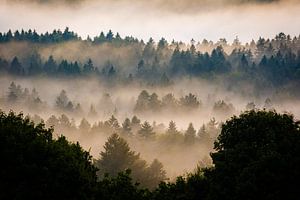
[1,28,300,199]
[1,109,299,200]
[1,29,300,95]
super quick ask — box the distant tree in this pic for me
[95,134,165,189]
[44,55,57,75]
[179,93,201,110]
[134,90,150,112]
[0,58,9,72]
[79,118,91,133]
[166,121,179,135]
[58,114,72,130]
[160,73,171,86]
[106,30,114,41]
[28,53,43,75]
[7,82,22,102]
[138,121,155,138]
[122,118,132,135]
[55,90,69,110]
[197,124,211,144]
[162,93,178,109]
[83,58,95,74]
[9,57,23,75]
[95,134,141,178]
[146,159,167,188]
[106,115,120,132]
[213,100,234,116]
[149,93,161,111]
[185,123,196,143]
[131,115,141,133]
[99,93,114,115]
[46,115,59,128]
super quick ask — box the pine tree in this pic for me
[138,121,155,138]
[122,118,132,135]
[185,123,196,143]
[166,120,179,135]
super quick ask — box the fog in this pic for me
[1,0,300,182]
[1,74,300,178]
[1,0,300,43]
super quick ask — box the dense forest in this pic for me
[1,109,299,199]
[1,29,300,96]
[1,29,300,180]
[1,0,300,198]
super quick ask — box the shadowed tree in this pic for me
[0,111,98,200]
[122,118,132,135]
[185,123,196,144]
[9,57,23,75]
[166,120,179,135]
[207,110,300,200]
[138,121,155,138]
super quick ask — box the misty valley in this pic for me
[1,2,300,198]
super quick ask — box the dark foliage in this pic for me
[207,110,300,200]
[0,110,98,200]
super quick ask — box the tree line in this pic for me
[5,81,246,117]
[1,29,300,90]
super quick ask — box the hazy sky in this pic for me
[1,0,299,43]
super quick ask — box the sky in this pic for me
[0,0,300,43]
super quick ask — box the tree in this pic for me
[28,53,42,75]
[134,90,150,112]
[197,124,211,143]
[96,134,140,177]
[44,55,57,75]
[55,90,69,110]
[79,118,91,133]
[0,111,98,200]
[166,121,179,135]
[179,93,201,110]
[106,115,120,132]
[7,82,22,102]
[185,123,196,144]
[95,134,165,189]
[146,159,167,188]
[207,110,300,200]
[162,93,178,110]
[149,93,161,111]
[138,121,155,138]
[9,57,23,75]
[83,58,95,74]
[122,118,132,135]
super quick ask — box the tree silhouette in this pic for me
[207,110,300,200]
